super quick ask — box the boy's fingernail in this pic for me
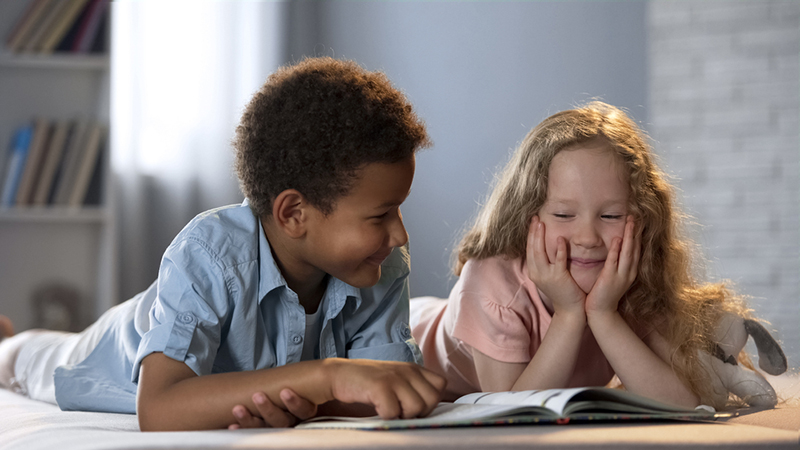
[234,408,245,418]
[254,393,266,404]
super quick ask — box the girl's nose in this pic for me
[573,219,603,248]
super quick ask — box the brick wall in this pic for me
[648,1,799,367]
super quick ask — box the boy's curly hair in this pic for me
[234,57,431,217]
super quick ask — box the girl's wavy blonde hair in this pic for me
[456,101,750,409]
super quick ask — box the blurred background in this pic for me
[1,1,797,368]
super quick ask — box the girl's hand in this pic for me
[527,216,586,316]
[585,216,640,316]
[228,389,317,429]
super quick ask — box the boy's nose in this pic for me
[388,209,409,248]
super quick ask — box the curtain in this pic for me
[110,1,287,300]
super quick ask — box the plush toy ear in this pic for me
[743,319,788,376]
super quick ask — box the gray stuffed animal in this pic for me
[700,312,788,408]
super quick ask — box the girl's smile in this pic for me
[568,257,605,269]
[539,139,629,294]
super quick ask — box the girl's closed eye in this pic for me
[552,213,574,219]
[600,214,625,220]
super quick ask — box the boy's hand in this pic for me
[527,216,586,316]
[325,359,445,420]
[585,216,640,316]
[228,388,317,429]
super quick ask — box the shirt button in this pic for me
[292,335,303,344]
[178,313,194,324]
[399,325,411,339]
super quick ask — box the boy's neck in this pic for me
[261,217,327,313]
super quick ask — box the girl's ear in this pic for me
[271,189,309,239]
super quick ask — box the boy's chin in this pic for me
[339,266,382,289]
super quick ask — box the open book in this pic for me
[296,387,728,430]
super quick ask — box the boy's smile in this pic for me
[539,141,629,294]
[302,156,416,290]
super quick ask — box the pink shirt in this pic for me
[412,256,614,400]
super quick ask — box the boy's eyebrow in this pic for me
[374,188,412,209]
[374,200,403,209]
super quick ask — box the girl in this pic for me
[412,101,754,410]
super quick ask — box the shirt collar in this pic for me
[326,276,362,315]
[254,206,362,311]
[257,214,288,303]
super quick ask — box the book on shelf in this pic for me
[0,124,34,207]
[67,122,104,207]
[31,120,70,206]
[14,118,52,206]
[70,0,110,54]
[37,0,91,54]
[0,119,105,209]
[81,144,104,206]
[51,119,89,205]
[19,0,70,53]
[5,0,53,53]
[54,0,95,54]
[5,0,109,55]
[296,387,726,430]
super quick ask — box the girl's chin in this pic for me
[571,272,600,294]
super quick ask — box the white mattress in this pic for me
[1,385,798,450]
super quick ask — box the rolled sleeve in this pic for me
[346,246,421,364]
[348,314,421,364]
[132,238,230,381]
[348,340,421,363]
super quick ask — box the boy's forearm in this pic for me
[137,354,338,431]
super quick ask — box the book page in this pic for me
[297,402,552,430]
[456,387,589,415]
[561,388,712,415]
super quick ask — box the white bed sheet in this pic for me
[2,385,799,450]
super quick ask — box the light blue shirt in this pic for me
[53,201,420,413]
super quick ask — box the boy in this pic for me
[0,57,444,431]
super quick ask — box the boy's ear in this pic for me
[271,189,309,239]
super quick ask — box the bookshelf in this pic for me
[0,0,116,332]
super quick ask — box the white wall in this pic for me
[294,1,648,298]
[648,1,799,367]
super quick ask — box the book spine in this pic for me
[5,0,52,53]
[20,0,70,53]
[72,0,105,53]
[32,120,71,206]
[67,123,103,207]
[14,118,52,206]
[39,0,91,54]
[52,120,89,205]
[56,0,94,53]
[0,125,34,207]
